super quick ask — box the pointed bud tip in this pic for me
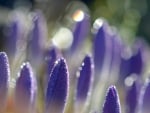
[76,55,93,100]
[0,51,9,85]
[0,52,7,58]
[0,52,9,112]
[15,62,37,113]
[103,85,121,113]
[19,62,33,79]
[45,57,69,113]
[15,62,36,101]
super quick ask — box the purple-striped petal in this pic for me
[102,86,121,113]
[128,48,143,75]
[29,11,47,61]
[76,55,94,101]
[44,47,61,92]
[93,19,112,75]
[15,62,37,113]
[6,19,20,56]
[126,81,137,113]
[44,47,61,79]
[45,58,69,113]
[0,52,10,112]
[70,11,90,52]
[109,34,122,72]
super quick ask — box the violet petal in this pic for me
[126,82,137,113]
[0,52,9,112]
[70,13,90,52]
[109,34,122,73]
[15,62,37,113]
[29,11,47,60]
[76,55,93,101]
[93,19,112,75]
[45,58,69,113]
[6,20,20,56]
[128,48,143,75]
[102,86,121,113]
[44,47,61,79]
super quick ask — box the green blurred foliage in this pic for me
[89,0,148,44]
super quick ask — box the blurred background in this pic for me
[0,1,148,113]
[0,0,149,49]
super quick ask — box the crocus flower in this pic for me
[102,86,121,113]
[15,62,37,113]
[93,19,110,75]
[70,10,90,53]
[76,55,93,101]
[0,52,9,113]
[45,58,69,113]
[75,55,94,112]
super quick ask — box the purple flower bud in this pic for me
[119,58,130,81]
[119,46,132,81]
[126,81,137,113]
[128,48,143,75]
[45,58,69,113]
[102,86,121,113]
[44,47,61,79]
[15,62,37,113]
[29,11,47,61]
[6,20,20,56]
[120,40,144,80]
[93,19,112,75]
[0,52,10,112]
[70,12,90,52]
[44,47,61,93]
[76,55,94,101]
[109,34,122,73]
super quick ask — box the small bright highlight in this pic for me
[72,10,85,22]
[52,27,73,49]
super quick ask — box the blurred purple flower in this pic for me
[119,40,144,82]
[29,11,47,62]
[126,81,138,113]
[6,19,20,56]
[93,19,113,76]
[70,13,90,52]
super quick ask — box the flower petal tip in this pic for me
[45,58,69,113]
[15,62,37,113]
[102,85,121,113]
[0,52,9,112]
[0,52,10,84]
[76,55,93,101]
